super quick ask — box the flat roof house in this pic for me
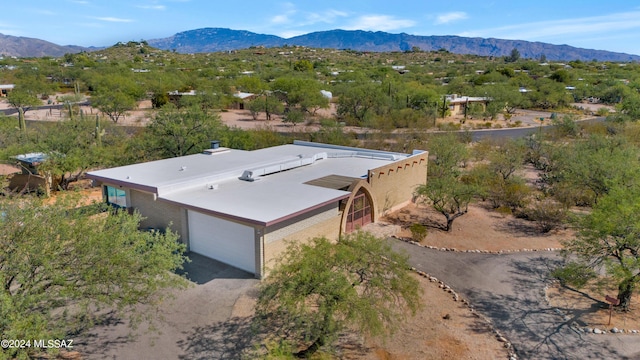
[0,84,15,97]
[446,94,490,116]
[87,141,428,278]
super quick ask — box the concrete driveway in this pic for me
[77,252,259,360]
[389,240,640,360]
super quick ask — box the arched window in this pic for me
[345,189,372,233]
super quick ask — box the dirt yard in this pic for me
[383,202,568,252]
[547,282,640,333]
[340,274,511,360]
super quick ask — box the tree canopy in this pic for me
[254,232,420,357]
[416,133,475,232]
[0,195,188,359]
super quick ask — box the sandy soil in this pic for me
[340,273,510,360]
[547,282,640,332]
[383,202,568,252]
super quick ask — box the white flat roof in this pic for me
[88,141,413,226]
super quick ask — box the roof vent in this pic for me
[210,140,220,149]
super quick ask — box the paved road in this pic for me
[389,240,640,360]
[77,253,259,360]
[468,117,606,141]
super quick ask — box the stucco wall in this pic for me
[367,152,428,217]
[129,189,187,242]
[262,203,342,274]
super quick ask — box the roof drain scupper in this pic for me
[239,152,327,182]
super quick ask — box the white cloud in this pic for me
[435,12,468,25]
[69,0,89,4]
[93,17,134,23]
[303,9,348,25]
[270,2,297,25]
[137,5,166,10]
[344,15,415,32]
[271,14,290,25]
[279,30,306,38]
[460,11,640,41]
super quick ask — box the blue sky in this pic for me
[2,1,640,55]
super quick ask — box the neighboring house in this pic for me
[167,89,197,106]
[0,84,15,97]
[230,91,258,110]
[87,141,428,278]
[8,153,55,195]
[446,94,490,116]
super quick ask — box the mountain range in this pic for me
[2,28,639,62]
[0,33,96,58]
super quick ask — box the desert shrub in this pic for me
[409,223,428,241]
[596,107,610,116]
[525,199,568,233]
[495,206,512,216]
[436,122,461,131]
[550,115,579,138]
[488,176,531,210]
[550,183,594,208]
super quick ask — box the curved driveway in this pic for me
[389,240,640,359]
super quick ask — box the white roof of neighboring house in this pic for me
[446,94,490,104]
[233,92,255,100]
[87,141,420,226]
[320,90,332,99]
[168,90,197,96]
[0,84,15,90]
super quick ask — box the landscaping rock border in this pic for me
[410,267,518,360]
[392,235,562,254]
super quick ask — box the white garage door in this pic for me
[188,210,256,274]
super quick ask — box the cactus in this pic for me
[18,107,26,131]
[95,115,104,146]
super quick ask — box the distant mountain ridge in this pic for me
[1,28,639,62]
[0,34,94,58]
[148,28,640,62]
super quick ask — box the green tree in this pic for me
[336,82,388,126]
[142,105,226,158]
[255,232,420,357]
[6,90,41,131]
[247,95,284,121]
[415,134,475,231]
[506,48,521,63]
[561,185,640,310]
[270,76,328,114]
[282,108,305,127]
[0,195,187,359]
[90,73,144,123]
[292,59,313,72]
[547,135,639,206]
[92,91,136,123]
[488,139,525,181]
